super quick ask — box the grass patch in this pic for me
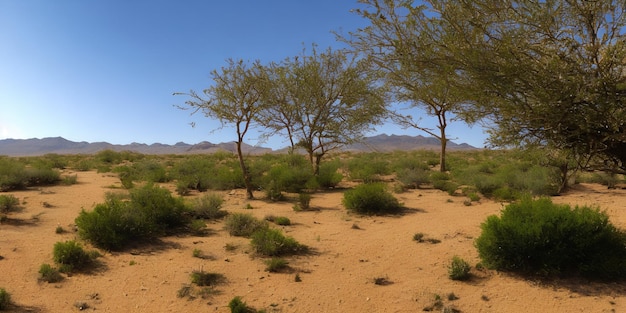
[250,228,306,256]
[224,213,268,237]
[264,257,289,272]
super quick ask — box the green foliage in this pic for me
[75,184,189,250]
[264,257,289,272]
[346,153,390,182]
[52,241,92,271]
[190,193,226,219]
[61,174,78,185]
[38,263,63,283]
[0,195,19,214]
[315,159,343,188]
[250,227,306,256]
[448,256,471,281]
[224,213,268,237]
[476,197,626,279]
[342,183,402,215]
[293,192,312,211]
[228,296,254,313]
[0,288,10,310]
[190,270,225,286]
[265,215,291,226]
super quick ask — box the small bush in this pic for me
[190,193,226,219]
[61,174,78,185]
[190,270,224,286]
[189,219,208,235]
[0,195,19,214]
[448,256,471,280]
[0,288,10,310]
[251,228,306,256]
[265,215,291,226]
[293,193,312,211]
[52,241,92,271]
[228,296,253,313]
[224,213,268,237]
[476,196,626,279]
[38,263,63,283]
[264,257,289,272]
[342,183,402,215]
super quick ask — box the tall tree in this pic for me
[177,59,265,199]
[343,0,475,172]
[260,46,387,175]
[431,0,626,176]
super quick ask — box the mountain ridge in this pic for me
[0,134,478,156]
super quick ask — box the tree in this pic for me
[430,0,626,176]
[176,59,265,199]
[259,46,387,175]
[343,0,476,172]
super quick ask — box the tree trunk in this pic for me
[236,141,254,199]
[439,130,447,173]
[314,153,324,176]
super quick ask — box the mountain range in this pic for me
[0,134,477,157]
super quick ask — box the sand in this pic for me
[1,170,625,312]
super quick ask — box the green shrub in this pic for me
[342,183,402,215]
[38,263,63,283]
[61,174,78,185]
[76,185,189,250]
[476,196,626,279]
[316,160,343,189]
[53,241,92,271]
[190,270,225,286]
[224,213,268,237]
[250,228,306,256]
[396,167,430,189]
[448,256,471,281]
[264,257,289,272]
[0,288,10,310]
[228,296,253,313]
[265,215,291,226]
[0,195,19,214]
[346,154,390,182]
[293,193,312,211]
[190,193,226,219]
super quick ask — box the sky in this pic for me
[0,0,488,150]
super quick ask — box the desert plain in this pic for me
[1,170,626,312]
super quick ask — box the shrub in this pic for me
[250,228,306,256]
[61,174,78,185]
[265,215,291,226]
[76,185,189,250]
[53,241,92,271]
[342,183,402,215]
[264,257,289,272]
[38,263,63,283]
[190,270,225,286]
[228,296,253,313]
[293,193,312,211]
[396,167,430,189]
[0,195,19,214]
[476,196,626,279]
[224,213,268,237]
[346,154,390,182]
[448,256,471,281]
[316,160,343,189]
[0,288,10,310]
[190,193,226,219]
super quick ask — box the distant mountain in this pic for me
[344,134,478,152]
[0,134,477,157]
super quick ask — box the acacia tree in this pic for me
[259,46,387,175]
[177,59,265,199]
[343,0,475,172]
[431,0,626,178]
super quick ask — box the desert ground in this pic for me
[1,170,626,312]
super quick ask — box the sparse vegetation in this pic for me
[190,193,226,219]
[0,195,20,214]
[264,257,289,272]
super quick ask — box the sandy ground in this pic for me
[1,170,626,312]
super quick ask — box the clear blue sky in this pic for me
[0,0,488,149]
